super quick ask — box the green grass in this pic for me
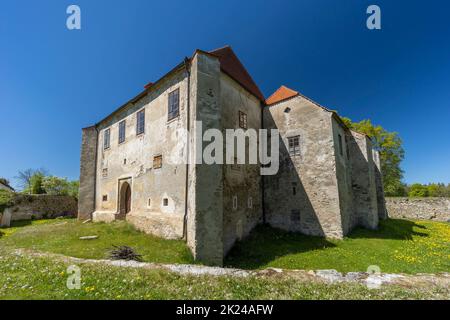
[226,219,450,274]
[0,218,194,265]
[0,247,447,300]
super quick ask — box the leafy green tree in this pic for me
[42,176,70,195]
[408,183,429,197]
[16,168,48,192]
[341,117,405,196]
[29,173,46,194]
[68,180,79,199]
[41,176,79,198]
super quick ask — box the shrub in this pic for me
[0,190,14,213]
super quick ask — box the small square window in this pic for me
[163,198,168,206]
[168,89,180,121]
[102,195,108,202]
[136,109,145,135]
[288,136,300,156]
[119,120,126,144]
[103,128,110,150]
[153,155,162,169]
[239,111,247,129]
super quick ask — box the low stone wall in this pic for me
[386,197,450,222]
[0,194,77,227]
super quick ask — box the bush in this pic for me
[0,190,14,213]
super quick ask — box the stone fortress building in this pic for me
[78,46,386,265]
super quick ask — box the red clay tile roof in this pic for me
[265,85,299,105]
[209,46,265,102]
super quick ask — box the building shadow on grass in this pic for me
[347,218,429,240]
[224,218,429,269]
[224,224,336,269]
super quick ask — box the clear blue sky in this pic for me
[1,0,449,189]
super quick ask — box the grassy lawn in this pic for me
[226,219,450,274]
[0,217,449,299]
[1,218,449,275]
[0,247,447,299]
[0,218,194,265]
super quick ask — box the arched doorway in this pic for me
[118,181,131,220]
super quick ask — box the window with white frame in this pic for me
[103,128,110,150]
[168,88,180,121]
[288,135,300,156]
[136,109,145,135]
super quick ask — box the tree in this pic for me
[408,183,429,197]
[29,172,46,194]
[0,178,10,186]
[341,117,405,196]
[41,176,79,198]
[16,168,48,192]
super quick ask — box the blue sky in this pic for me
[1,0,449,189]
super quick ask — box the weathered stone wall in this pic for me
[373,150,387,219]
[1,194,77,227]
[348,131,379,230]
[187,52,224,265]
[221,73,262,255]
[386,197,450,221]
[78,126,98,220]
[263,96,344,238]
[332,117,355,235]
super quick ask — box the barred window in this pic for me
[168,89,179,121]
[153,155,162,169]
[239,111,247,129]
[290,209,300,222]
[103,128,110,150]
[136,109,145,135]
[288,136,300,156]
[119,120,126,144]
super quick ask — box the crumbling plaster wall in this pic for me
[92,69,189,239]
